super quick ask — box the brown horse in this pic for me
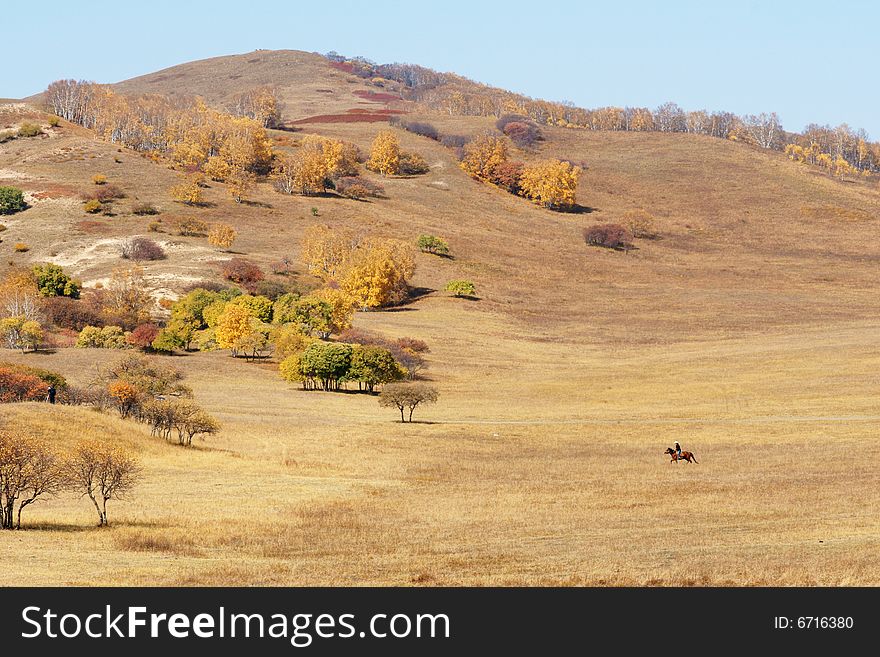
[665,447,698,464]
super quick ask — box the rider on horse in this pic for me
[674,441,682,458]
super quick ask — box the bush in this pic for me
[147,221,161,232]
[48,116,61,128]
[488,161,524,193]
[121,237,165,261]
[43,296,103,331]
[501,121,542,148]
[222,258,265,287]
[583,224,632,250]
[93,174,107,185]
[444,280,476,297]
[398,152,430,175]
[174,217,208,236]
[0,187,27,215]
[13,243,29,253]
[335,176,385,199]
[396,120,439,140]
[417,235,449,255]
[0,368,48,403]
[270,257,293,276]
[83,199,102,214]
[132,202,159,216]
[0,361,66,391]
[75,325,129,349]
[127,323,160,350]
[17,123,43,138]
[32,263,80,298]
[623,209,657,239]
[439,134,468,149]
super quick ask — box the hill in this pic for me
[0,50,879,585]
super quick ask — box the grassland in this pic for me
[1,52,879,585]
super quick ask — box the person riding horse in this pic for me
[674,441,682,458]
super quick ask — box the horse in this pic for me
[665,447,698,464]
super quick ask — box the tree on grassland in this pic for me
[0,432,63,529]
[378,382,438,422]
[519,159,581,210]
[63,440,140,526]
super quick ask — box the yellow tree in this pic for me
[169,174,204,205]
[301,225,359,281]
[309,287,356,334]
[519,159,581,210]
[208,223,237,250]
[342,238,415,310]
[366,130,400,176]
[226,167,256,203]
[460,134,508,179]
[215,304,258,357]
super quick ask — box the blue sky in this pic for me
[3,0,877,137]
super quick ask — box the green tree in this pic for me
[299,342,352,391]
[228,294,274,323]
[378,382,439,422]
[444,280,476,297]
[292,297,333,339]
[0,187,27,215]
[32,263,80,298]
[347,345,404,393]
[416,235,450,256]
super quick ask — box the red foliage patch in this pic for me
[0,368,48,403]
[76,220,110,233]
[292,109,407,125]
[30,184,80,200]
[353,90,401,103]
[329,61,355,74]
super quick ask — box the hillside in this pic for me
[1,51,879,586]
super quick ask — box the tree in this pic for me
[742,112,782,149]
[63,440,141,526]
[290,297,333,338]
[32,263,80,298]
[127,323,160,350]
[0,187,27,215]
[341,239,415,310]
[215,304,269,358]
[301,225,359,281]
[366,131,401,176]
[348,345,404,392]
[0,317,43,352]
[0,432,63,529]
[378,382,438,422]
[170,174,204,205]
[298,342,353,391]
[519,159,581,210]
[102,267,152,328]
[417,235,450,255]
[227,168,256,203]
[444,280,476,297]
[271,324,316,360]
[460,134,508,179]
[584,224,632,250]
[228,294,274,323]
[208,223,237,250]
[308,288,356,335]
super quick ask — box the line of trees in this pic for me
[0,431,140,529]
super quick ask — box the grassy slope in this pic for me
[0,52,879,585]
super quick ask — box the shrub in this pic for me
[0,224,5,232]
[132,202,159,216]
[147,221,161,232]
[0,187,27,215]
[0,368,48,403]
[623,209,657,239]
[335,176,385,199]
[208,223,237,250]
[417,235,449,255]
[444,280,476,297]
[48,116,61,127]
[43,296,103,331]
[488,161,524,194]
[75,325,129,349]
[32,263,80,298]
[93,174,107,185]
[398,152,430,175]
[13,243,29,252]
[393,120,440,140]
[84,184,125,203]
[170,176,204,205]
[83,199,102,214]
[222,258,265,287]
[0,361,66,391]
[17,123,43,138]
[127,323,160,350]
[440,134,468,149]
[270,257,293,276]
[174,217,208,236]
[583,224,632,250]
[501,121,542,148]
[121,237,165,261]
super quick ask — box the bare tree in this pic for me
[378,383,439,422]
[64,440,141,526]
[0,432,63,529]
[742,112,782,149]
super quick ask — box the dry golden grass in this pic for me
[2,52,879,585]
